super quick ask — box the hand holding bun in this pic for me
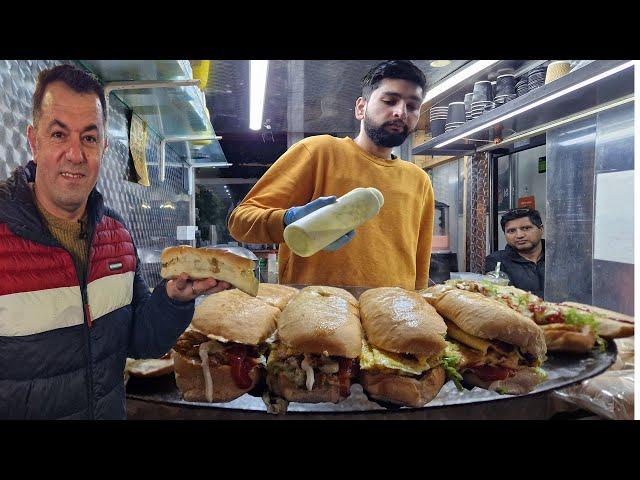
[161,245,259,296]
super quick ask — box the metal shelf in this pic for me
[79,61,219,142]
[413,60,633,157]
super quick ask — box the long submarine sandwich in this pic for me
[172,288,279,402]
[358,287,450,408]
[264,286,362,409]
[430,288,548,395]
[442,280,633,352]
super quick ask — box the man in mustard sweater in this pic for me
[228,60,434,290]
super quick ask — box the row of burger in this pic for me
[137,279,631,413]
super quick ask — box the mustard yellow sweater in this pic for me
[228,135,434,290]
[33,187,88,283]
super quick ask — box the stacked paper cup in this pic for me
[445,102,466,132]
[430,105,449,137]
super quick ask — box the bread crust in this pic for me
[359,367,445,408]
[435,289,546,359]
[417,284,455,306]
[257,284,299,310]
[125,358,174,377]
[266,371,342,403]
[542,324,596,353]
[160,245,259,296]
[359,287,446,356]
[301,285,359,308]
[192,288,279,345]
[276,286,362,358]
[172,349,262,403]
[462,366,542,395]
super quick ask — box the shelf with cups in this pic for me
[416,60,545,132]
[413,59,634,157]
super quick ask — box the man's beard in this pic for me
[364,117,410,148]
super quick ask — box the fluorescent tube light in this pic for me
[250,60,269,130]
[423,60,499,104]
[435,61,634,148]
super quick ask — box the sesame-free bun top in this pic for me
[256,284,299,310]
[434,289,546,359]
[192,288,279,345]
[160,245,259,296]
[276,286,361,358]
[359,287,447,356]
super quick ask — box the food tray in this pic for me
[126,342,616,419]
[126,285,618,419]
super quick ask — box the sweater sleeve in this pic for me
[228,141,316,244]
[415,178,435,290]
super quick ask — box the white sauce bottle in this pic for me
[283,187,384,257]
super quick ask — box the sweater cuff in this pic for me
[267,209,287,243]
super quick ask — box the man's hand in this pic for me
[284,196,337,225]
[166,272,231,302]
[323,229,356,251]
[284,196,356,252]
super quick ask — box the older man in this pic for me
[0,64,228,419]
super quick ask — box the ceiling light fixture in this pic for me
[430,60,452,68]
[435,61,634,148]
[423,60,499,104]
[250,60,269,131]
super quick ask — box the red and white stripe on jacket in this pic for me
[0,215,137,336]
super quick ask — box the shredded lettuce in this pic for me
[479,280,499,296]
[440,352,464,391]
[563,308,599,329]
[563,308,607,351]
[595,335,608,353]
[496,387,509,395]
[533,367,548,381]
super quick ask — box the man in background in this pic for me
[485,208,545,298]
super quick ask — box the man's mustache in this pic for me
[382,121,408,130]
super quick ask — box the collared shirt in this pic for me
[485,240,545,298]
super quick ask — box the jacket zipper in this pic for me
[79,277,95,420]
[82,224,97,420]
[58,232,96,420]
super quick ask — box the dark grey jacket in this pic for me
[485,240,545,298]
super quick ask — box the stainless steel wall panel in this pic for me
[591,103,634,315]
[545,118,597,303]
[0,60,63,179]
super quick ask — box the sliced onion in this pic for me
[301,356,315,391]
[199,342,214,402]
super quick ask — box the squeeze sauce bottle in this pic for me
[283,187,384,257]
